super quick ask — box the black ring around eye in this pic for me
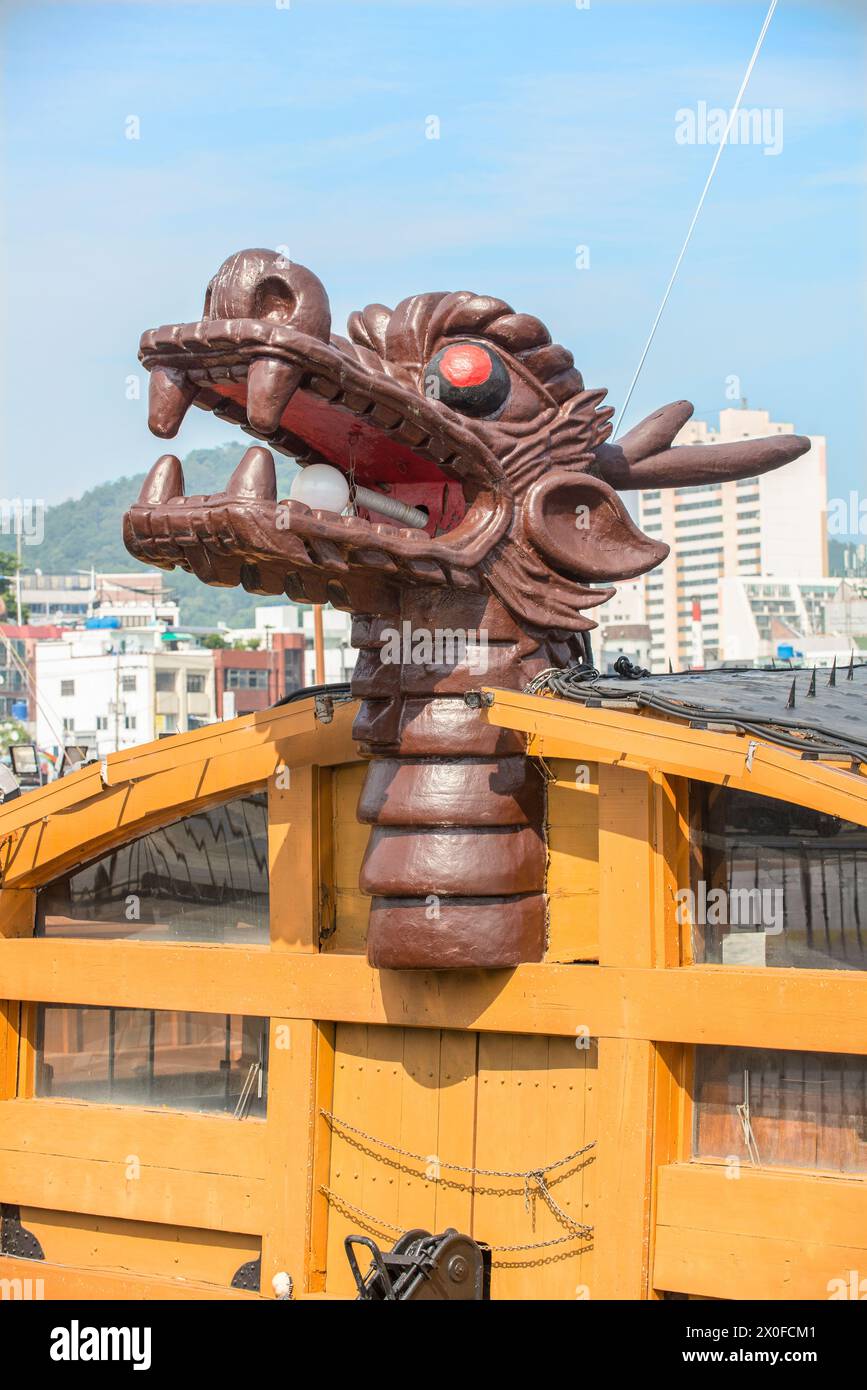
[425,342,511,418]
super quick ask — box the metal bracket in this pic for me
[230,1255,261,1291]
[0,1205,45,1261]
[314,694,335,724]
[463,691,494,710]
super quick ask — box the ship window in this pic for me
[36,792,269,943]
[35,1006,267,1117]
[693,1045,867,1174]
[687,784,867,970]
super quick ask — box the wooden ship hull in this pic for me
[1,684,865,1301]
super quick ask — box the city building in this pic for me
[20,570,179,629]
[639,407,827,670]
[35,630,216,757]
[228,604,357,687]
[0,623,65,726]
[598,623,653,674]
[719,576,867,667]
[213,631,306,719]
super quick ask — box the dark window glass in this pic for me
[226,668,269,690]
[283,649,304,694]
[36,793,269,943]
[693,1045,867,1174]
[155,670,176,692]
[689,785,867,970]
[186,672,206,693]
[35,1005,267,1117]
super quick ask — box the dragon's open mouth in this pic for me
[127,315,513,602]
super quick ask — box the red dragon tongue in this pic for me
[245,358,305,434]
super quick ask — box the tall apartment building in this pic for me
[638,408,827,670]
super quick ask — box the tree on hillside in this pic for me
[0,551,29,624]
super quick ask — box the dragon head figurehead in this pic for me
[124,248,809,633]
[123,249,811,970]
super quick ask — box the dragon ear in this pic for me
[522,469,669,581]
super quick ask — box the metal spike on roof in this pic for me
[848,650,856,681]
[786,678,797,710]
[668,659,674,674]
[828,656,837,688]
[807,667,817,697]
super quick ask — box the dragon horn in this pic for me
[594,430,810,490]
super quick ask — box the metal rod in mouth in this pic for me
[351,485,428,529]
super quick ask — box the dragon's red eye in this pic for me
[425,342,511,418]
[439,344,494,388]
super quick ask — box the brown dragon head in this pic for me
[124,248,810,635]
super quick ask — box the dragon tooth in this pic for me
[246,357,303,433]
[137,454,185,506]
[226,445,277,501]
[148,366,197,438]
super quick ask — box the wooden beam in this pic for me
[0,1147,265,1234]
[0,700,361,889]
[261,768,335,1299]
[0,1255,262,1301]
[2,940,866,1054]
[482,689,867,826]
[594,767,681,1299]
[654,1163,867,1300]
[0,1099,265,1178]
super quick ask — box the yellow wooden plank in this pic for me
[592,1037,655,1299]
[261,1016,330,1297]
[0,1147,265,1233]
[268,765,317,950]
[18,1206,259,1286]
[0,1254,262,1300]
[654,1226,867,1301]
[473,1033,594,1300]
[657,1162,867,1247]
[4,940,867,1054]
[433,1031,477,1236]
[654,1163,867,1299]
[0,1098,264,1177]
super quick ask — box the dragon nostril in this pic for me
[254,276,296,325]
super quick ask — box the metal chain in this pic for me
[320,1110,595,1250]
[321,1109,595,1179]
[319,1186,590,1255]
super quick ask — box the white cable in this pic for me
[613,0,779,438]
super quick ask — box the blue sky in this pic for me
[1,0,864,526]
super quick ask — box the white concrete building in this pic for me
[720,576,866,666]
[639,408,827,670]
[36,631,216,759]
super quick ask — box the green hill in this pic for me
[36,445,300,629]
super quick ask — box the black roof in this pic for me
[535,660,867,763]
